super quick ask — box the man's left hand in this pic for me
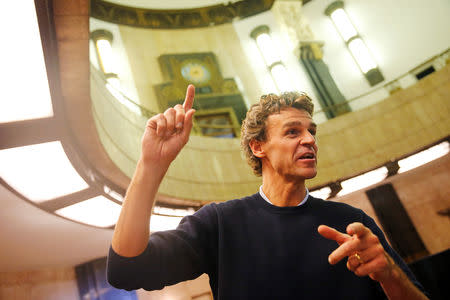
[318,223,396,283]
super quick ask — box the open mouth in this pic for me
[298,153,315,160]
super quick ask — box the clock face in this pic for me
[180,61,211,84]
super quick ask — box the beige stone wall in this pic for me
[92,63,450,202]
[330,153,450,256]
[308,64,450,187]
[118,24,261,112]
[91,66,261,202]
[0,267,78,300]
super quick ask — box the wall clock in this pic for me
[180,61,211,85]
[155,52,247,130]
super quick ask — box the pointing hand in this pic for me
[140,84,196,167]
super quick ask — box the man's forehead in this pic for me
[282,120,317,128]
[267,108,316,127]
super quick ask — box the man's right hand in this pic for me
[111,85,196,257]
[140,84,196,168]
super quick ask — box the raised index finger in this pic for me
[183,84,195,111]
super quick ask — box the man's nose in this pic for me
[300,131,316,145]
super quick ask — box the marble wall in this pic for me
[92,62,450,202]
[119,23,260,113]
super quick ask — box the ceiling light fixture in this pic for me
[56,196,122,228]
[0,141,89,202]
[325,1,384,86]
[251,25,294,93]
[153,206,195,217]
[0,0,53,123]
[103,185,124,202]
[150,214,183,232]
[310,186,332,200]
[337,166,388,196]
[91,29,119,82]
[398,141,449,174]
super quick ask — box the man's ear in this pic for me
[249,139,265,158]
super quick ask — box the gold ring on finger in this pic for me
[354,253,363,264]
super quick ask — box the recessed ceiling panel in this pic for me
[310,186,332,200]
[0,141,89,202]
[150,215,183,232]
[0,0,53,123]
[398,141,449,174]
[56,196,122,228]
[338,167,388,196]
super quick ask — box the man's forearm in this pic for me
[111,159,168,257]
[111,85,195,257]
[380,259,428,300]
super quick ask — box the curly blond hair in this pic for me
[240,92,314,176]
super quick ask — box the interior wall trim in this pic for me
[0,118,60,150]
[90,0,275,29]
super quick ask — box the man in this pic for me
[107,85,428,299]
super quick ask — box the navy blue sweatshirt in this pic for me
[107,193,425,299]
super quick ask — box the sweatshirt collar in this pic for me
[259,185,309,207]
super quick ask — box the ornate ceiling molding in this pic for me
[91,0,275,29]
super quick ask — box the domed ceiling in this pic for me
[105,0,242,10]
[1,0,449,272]
[91,0,278,28]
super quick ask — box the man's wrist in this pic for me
[378,261,428,300]
[136,158,169,182]
[378,255,404,285]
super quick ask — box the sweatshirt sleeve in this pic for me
[362,213,429,296]
[107,203,218,291]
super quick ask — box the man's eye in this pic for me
[287,129,298,135]
[309,129,316,136]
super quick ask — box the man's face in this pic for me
[257,107,318,181]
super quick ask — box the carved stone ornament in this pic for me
[271,0,315,56]
[91,0,275,29]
